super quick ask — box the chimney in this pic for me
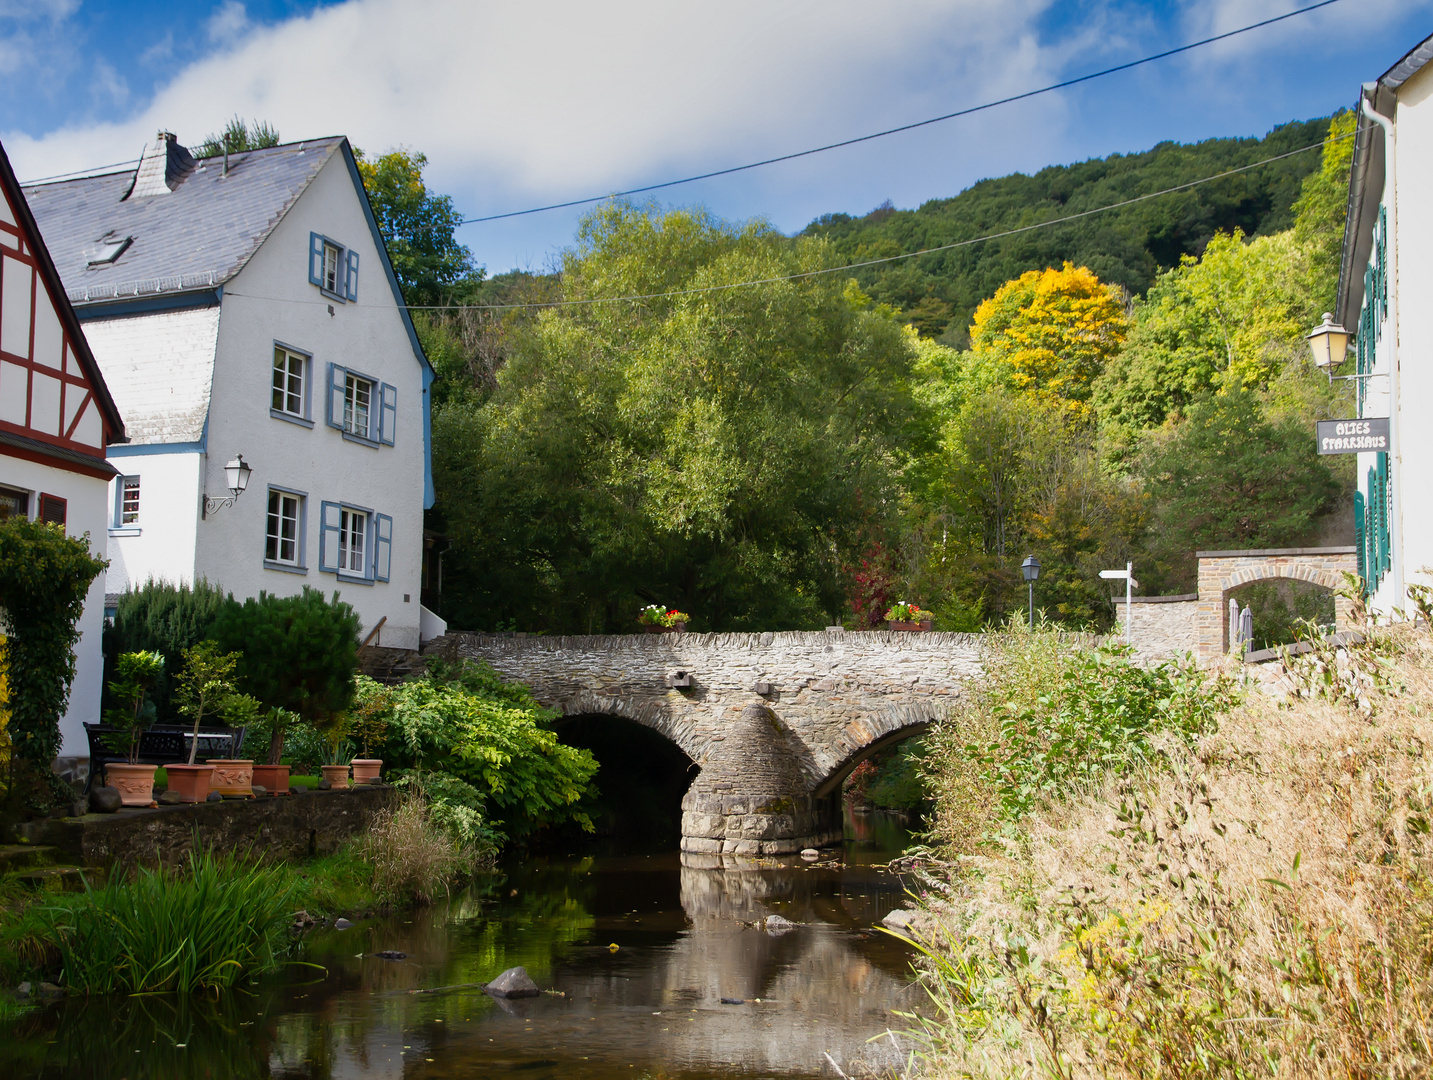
[125,131,197,199]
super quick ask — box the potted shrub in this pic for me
[318,713,354,788]
[251,707,298,795]
[102,650,164,807]
[207,692,260,798]
[166,642,240,803]
[348,684,394,785]
[638,605,690,633]
[883,601,933,632]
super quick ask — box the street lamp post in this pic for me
[1021,555,1040,629]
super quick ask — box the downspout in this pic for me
[1362,93,1403,614]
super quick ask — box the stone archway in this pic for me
[1193,547,1357,662]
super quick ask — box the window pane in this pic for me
[323,244,339,292]
[272,348,304,415]
[344,375,372,439]
[267,491,301,564]
[121,477,140,524]
[339,508,366,573]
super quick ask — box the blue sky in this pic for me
[3,1,1430,277]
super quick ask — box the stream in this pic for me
[2,810,923,1079]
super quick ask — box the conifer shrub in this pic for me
[103,579,230,723]
[209,588,360,763]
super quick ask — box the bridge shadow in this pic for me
[553,713,699,851]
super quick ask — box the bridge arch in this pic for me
[544,690,704,763]
[1193,547,1356,660]
[811,701,947,798]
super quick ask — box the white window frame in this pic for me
[318,500,392,583]
[264,487,307,573]
[325,363,397,447]
[343,373,374,441]
[338,506,367,576]
[270,343,313,428]
[109,475,141,535]
[309,232,359,303]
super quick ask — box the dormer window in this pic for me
[87,232,132,267]
[309,232,358,302]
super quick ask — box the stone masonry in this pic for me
[1111,594,1201,662]
[433,630,983,859]
[1193,547,1356,663]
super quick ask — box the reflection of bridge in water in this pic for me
[435,630,980,857]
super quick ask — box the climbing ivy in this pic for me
[0,517,107,787]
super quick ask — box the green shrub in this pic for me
[359,786,486,905]
[0,518,107,786]
[103,579,229,723]
[925,626,1239,848]
[362,662,598,839]
[209,587,360,763]
[40,848,296,993]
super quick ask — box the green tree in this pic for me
[433,202,920,633]
[0,518,107,793]
[1140,388,1339,586]
[195,117,280,159]
[1292,111,1357,312]
[103,579,229,723]
[355,148,475,306]
[171,643,242,765]
[209,588,360,764]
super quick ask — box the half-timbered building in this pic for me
[0,140,126,766]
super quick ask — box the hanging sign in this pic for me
[1316,418,1389,454]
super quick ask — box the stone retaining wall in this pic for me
[1112,594,1200,662]
[14,785,398,867]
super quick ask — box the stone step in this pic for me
[0,844,61,873]
[11,865,96,892]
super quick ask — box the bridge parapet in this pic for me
[431,630,982,858]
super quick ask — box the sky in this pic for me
[2,0,1431,277]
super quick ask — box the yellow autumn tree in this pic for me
[967,262,1130,416]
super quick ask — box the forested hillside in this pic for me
[353,114,1356,639]
[801,118,1331,342]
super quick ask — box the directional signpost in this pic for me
[1100,562,1139,646]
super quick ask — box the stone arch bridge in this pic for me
[432,631,982,861]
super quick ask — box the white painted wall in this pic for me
[1393,65,1433,605]
[0,453,109,757]
[196,151,427,648]
[103,450,202,593]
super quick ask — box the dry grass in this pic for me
[358,788,484,905]
[913,624,1433,1079]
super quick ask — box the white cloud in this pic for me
[2,0,1064,210]
[0,0,80,19]
[207,0,250,45]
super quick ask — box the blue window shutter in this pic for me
[309,233,325,286]
[373,513,393,582]
[319,501,342,572]
[326,363,346,429]
[346,249,360,302]
[378,383,397,445]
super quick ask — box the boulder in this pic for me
[37,982,65,999]
[89,787,122,814]
[485,966,540,998]
[157,790,184,806]
[334,917,353,930]
[251,785,268,797]
[881,908,915,931]
[763,914,797,935]
[15,982,30,999]
[800,848,819,861]
[317,778,333,791]
[373,950,407,961]
[206,791,223,802]
[289,784,307,796]
[69,800,88,818]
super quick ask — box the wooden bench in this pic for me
[82,723,248,793]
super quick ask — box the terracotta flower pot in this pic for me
[351,759,383,784]
[164,764,217,804]
[888,620,933,632]
[207,759,254,797]
[321,763,351,788]
[252,764,291,794]
[105,763,158,808]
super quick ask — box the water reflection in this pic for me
[2,812,920,1079]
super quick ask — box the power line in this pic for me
[381,132,1346,311]
[452,0,1346,226]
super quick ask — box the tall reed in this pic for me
[42,848,296,994]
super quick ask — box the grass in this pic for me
[909,622,1433,1079]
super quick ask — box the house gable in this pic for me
[0,142,123,480]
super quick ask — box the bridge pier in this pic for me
[679,704,843,859]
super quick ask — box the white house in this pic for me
[0,140,127,765]
[25,132,442,656]
[1336,33,1433,616]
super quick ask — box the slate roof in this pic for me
[23,137,343,307]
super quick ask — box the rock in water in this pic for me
[763,914,797,935]
[89,787,122,813]
[800,848,819,860]
[720,997,745,1005]
[373,950,407,960]
[334,918,353,930]
[485,966,541,998]
[882,908,915,931]
[158,790,184,805]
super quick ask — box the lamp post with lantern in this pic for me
[1021,554,1040,629]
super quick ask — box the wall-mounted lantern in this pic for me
[202,454,252,518]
